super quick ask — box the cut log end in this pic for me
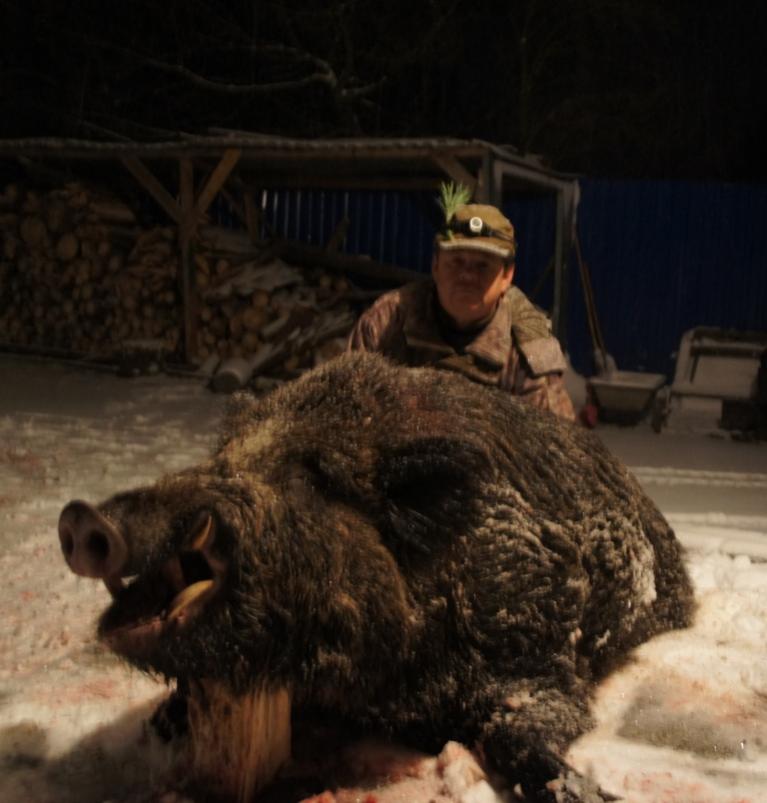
[185,681,292,803]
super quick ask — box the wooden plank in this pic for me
[551,189,566,341]
[194,148,242,219]
[239,175,445,191]
[431,154,478,196]
[243,191,261,245]
[475,151,492,203]
[180,158,195,228]
[277,240,422,285]
[232,144,487,162]
[197,225,421,284]
[0,140,489,164]
[120,156,181,223]
[179,158,197,361]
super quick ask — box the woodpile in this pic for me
[0,181,408,389]
[195,232,359,391]
[0,181,182,358]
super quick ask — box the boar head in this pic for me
[57,467,299,687]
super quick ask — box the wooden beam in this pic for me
[240,175,444,191]
[277,239,422,285]
[229,144,486,164]
[180,158,195,230]
[0,140,489,164]
[120,156,181,223]
[431,154,478,197]
[194,148,242,219]
[475,151,492,203]
[243,191,261,245]
[179,158,196,362]
[551,189,567,342]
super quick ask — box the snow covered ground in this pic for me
[0,352,765,803]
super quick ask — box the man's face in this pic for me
[432,248,514,329]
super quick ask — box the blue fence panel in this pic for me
[225,187,559,278]
[211,179,767,380]
[238,188,438,273]
[568,179,767,377]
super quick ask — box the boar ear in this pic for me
[376,436,491,553]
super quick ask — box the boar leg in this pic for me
[479,679,619,802]
[185,681,292,803]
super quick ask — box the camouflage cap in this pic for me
[437,203,517,260]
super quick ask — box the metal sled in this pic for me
[653,326,767,433]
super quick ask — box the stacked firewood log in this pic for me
[0,181,182,357]
[0,182,372,385]
[195,252,355,361]
[194,234,359,390]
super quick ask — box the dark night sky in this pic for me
[1,0,766,181]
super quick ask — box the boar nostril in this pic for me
[87,530,110,563]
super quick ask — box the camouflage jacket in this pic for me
[347,280,576,422]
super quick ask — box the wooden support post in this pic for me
[431,154,478,198]
[118,148,273,365]
[177,149,240,363]
[475,152,493,203]
[490,160,504,207]
[179,158,196,362]
[551,189,567,343]
[243,191,261,245]
[195,148,242,220]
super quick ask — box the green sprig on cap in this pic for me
[438,181,472,239]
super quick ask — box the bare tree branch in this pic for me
[70,35,342,95]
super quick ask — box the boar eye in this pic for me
[179,551,214,586]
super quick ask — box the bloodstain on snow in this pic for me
[76,678,123,700]
[1,447,44,469]
[287,738,499,803]
[625,771,753,803]
[618,675,767,760]
[300,794,337,803]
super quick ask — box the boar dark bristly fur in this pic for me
[58,352,694,802]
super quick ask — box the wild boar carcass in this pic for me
[57,352,694,802]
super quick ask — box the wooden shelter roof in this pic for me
[0,133,579,353]
[0,132,576,194]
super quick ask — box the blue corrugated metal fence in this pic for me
[213,179,767,378]
[568,179,767,376]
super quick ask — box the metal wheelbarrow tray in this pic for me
[588,370,667,424]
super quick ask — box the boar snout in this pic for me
[59,500,128,584]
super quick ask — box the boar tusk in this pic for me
[168,579,215,621]
[190,512,214,552]
[189,511,227,576]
